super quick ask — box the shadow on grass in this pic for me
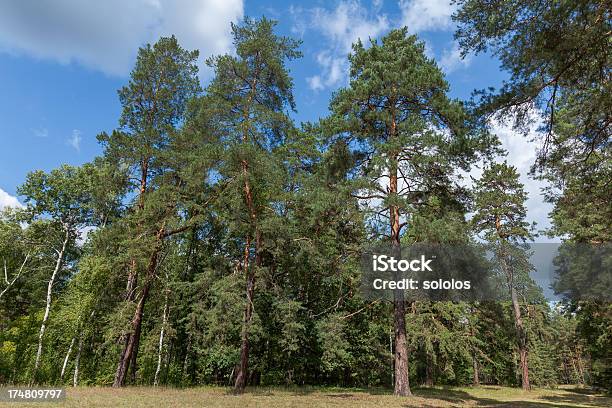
[409,387,612,408]
[226,385,611,407]
[540,391,612,408]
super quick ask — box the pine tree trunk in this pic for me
[470,311,480,386]
[390,151,411,396]
[234,142,262,392]
[129,319,141,384]
[182,332,192,381]
[425,352,434,387]
[497,221,530,392]
[472,352,480,386]
[60,337,75,381]
[113,161,148,386]
[113,281,150,386]
[511,285,530,390]
[114,229,162,387]
[389,331,394,387]
[575,348,585,384]
[34,228,70,377]
[235,232,259,392]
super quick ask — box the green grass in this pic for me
[1,385,610,407]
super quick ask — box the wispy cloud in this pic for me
[32,127,49,138]
[67,129,82,151]
[295,1,389,91]
[399,0,456,33]
[439,42,472,73]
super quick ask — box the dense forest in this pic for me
[0,0,610,396]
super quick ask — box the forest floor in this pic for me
[1,384,610,407]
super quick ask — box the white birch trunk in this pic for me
[154,297,169,386]
[34,229,70,374]
[0,254,30,300]
[60,337,75,380]
[73,335,83,387]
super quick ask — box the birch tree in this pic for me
[0,211,30,301]
[18,165,94,379]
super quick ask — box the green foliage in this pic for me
[1,14,605,392]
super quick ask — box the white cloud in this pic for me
[0,188,23,210]
[76,225,97,246]
[289,5,307,38]
[307,75,324,92]
[300,1,389,91]
[463,111,554,240]
[439,42,471,73]
[0,0,244,77]
[67,129,81,151]
[399,0,456,33]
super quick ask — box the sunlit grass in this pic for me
[2,384,610,407]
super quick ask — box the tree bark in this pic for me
[60,337,75,381]
[575,347,585,384]
[425,352,434,386]
[235,228,260,392]
[182,332,192,380]
[472,352,480,386]
[470,308,480,386]
[511,285,530,390]
[496,217,530,391]
[0,254,29,300]
[113,225,163,387]
[113,159,149,386]
[234,80,262,392]
[390,155,412,396]
[113,281,151,387]
[34,228,70,377]
[73,335,83,387]
[154,293,169,386]
[388,111,412,396]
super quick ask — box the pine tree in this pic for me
[323,28,492,396]
[455,1,611,390]
[203,17,301,392]
[472,162,534,390]
[97,35,201,387]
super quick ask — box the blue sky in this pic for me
[0,0,553,234]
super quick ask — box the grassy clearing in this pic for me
[1,385,610,407]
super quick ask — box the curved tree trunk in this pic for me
[34,228,70,378]
[113,281,151,387]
